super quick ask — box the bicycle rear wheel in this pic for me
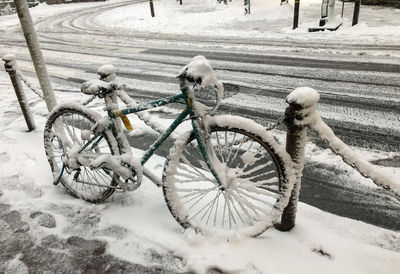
[163,116,293,237]
[44,105,119,203]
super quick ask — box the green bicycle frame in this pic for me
[78,87,222,186]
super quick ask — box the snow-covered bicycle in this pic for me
[44,56,294,237]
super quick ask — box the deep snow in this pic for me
[0,0,399,273]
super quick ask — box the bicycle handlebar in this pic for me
[81,80,120,98]
[177,56,224,116]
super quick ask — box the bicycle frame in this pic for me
[77,86,222,186]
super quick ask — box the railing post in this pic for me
[277,87,319,231]
[2,54,36,131]
[278,102,307,231]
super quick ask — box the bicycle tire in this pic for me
[44,104,119,203]
[162,115,293,237]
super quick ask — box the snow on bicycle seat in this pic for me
[81,79,118,96]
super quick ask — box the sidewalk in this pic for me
[0,61,400,273]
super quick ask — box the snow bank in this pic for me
[88,0,400,43]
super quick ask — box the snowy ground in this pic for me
[1,0,400,45]
[70,0,400,44]
[0,69,399,273]
[0,0,400,273]
[0,0,400,45]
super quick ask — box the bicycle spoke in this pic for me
[229,189,265,220]
[225,132,236,166]
[244,170,276,183]
[189,191,220,221]
[241,161,274,177]
[186,191,211,210]
[201,191,221,224]
[251,177,280,187]
[213,192,220,227]
[227,189,256,223]
[214,131,225,162]
[177,186,216,195]
[234,187,275,208]
[61,115,80,145]
[179,155,213,182]
[223,192,237,228]
[225,191,246,226]
[239,183,280,199]
[93,169,112,188]
[222,197,227,228]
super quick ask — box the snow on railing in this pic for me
[2,54,44,99]
[287,87,400,196]
[280,87,399,231]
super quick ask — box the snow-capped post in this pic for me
[14,0,57,112]
[352,0,361,26]
[278,87,400,228]
[149,0,155,17]
[293,0,300,29]
[277,88,313,231]
[2,54,36,131]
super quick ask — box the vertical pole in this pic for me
[2,54,36,131]
[352,0,360,26]
[341,0,345,18]
[149,0,155,17]
[278,103,307,231]
[180,0,182,5]
[293,0,300,29]
[14,0,57,112]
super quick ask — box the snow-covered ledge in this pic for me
[286,87,400,196]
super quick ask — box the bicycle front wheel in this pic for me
[163,116,293,237]
[44,105,119,203]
